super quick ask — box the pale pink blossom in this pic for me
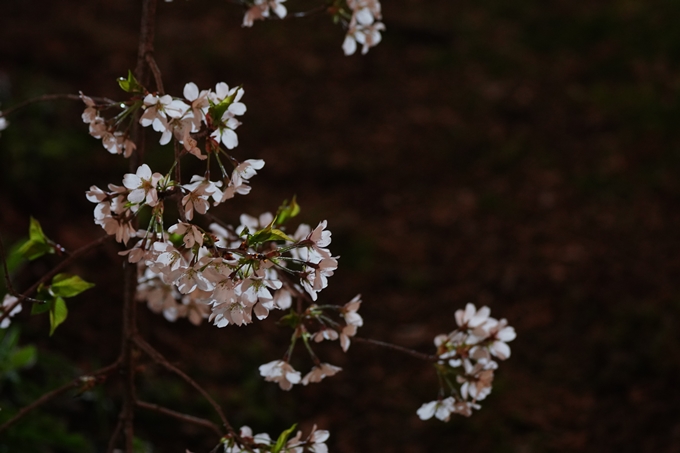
[259,359,301,390]
[301,363,342,385]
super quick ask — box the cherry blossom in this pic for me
[242,0,287,27]
[1,295,21,328]
[301,363,342,385]
[259,359,301,390]
[342,0,385,55]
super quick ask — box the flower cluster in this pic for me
[258,295,362,390]
[242,0,287,27]
[417,303,516,421]
[342,0,385,56]
[222,424,329,453]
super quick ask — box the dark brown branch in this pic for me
[353,337,438,362]
[132,334,238,439]
[135,0,158,89]
[106,417,124,453]
[135,400,223,437]
[119,262,138,453]
[0,361,120,434]
[0,234,113,325]
[145,53,165,95]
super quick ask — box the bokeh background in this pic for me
[1,0,680,452]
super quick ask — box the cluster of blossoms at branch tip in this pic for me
[0,294,22,329]
[215,424,328,453]
[417,303,516,421]
[258,294,361,390]
[342,0,384,56]
[242,0,287,27]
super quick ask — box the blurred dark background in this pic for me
[2,0,680,452]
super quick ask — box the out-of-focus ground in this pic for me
[2,0,680,452]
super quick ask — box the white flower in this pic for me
[484,318,516,360]
[123,164,162,209]
[1,295,22,328]
[416,397,456,422]
[259,360,301,390]
[342,0,385,55]
[455,303,491,330]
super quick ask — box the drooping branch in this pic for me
[132,335,238,439]
[0,360,121,434]
[135,400,223,437]
[352,337,438,362]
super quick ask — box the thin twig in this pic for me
[106,417,124,453]
[132,335,239,439]
[120,262,138,453]
[1,94,116,118]
[135,400,223,437]
[0,233,56,304]
[0,360,121,434]
[145,53,165,95]
[352,337,438,362]
[0,234,113,325]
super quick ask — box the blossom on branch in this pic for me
[242,0,287,27]
[1,295,22,329]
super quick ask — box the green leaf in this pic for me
[31,301,51,315]
[49,274,95,298]
[118,69,143,93]
[274,196,301,226]
[49,297,68,336]
[28,217,47,242]
[250,226,295,246]
[17,217,55,260]
[208,85,242,123]
[272,423,298,453]
[8,344,37,370]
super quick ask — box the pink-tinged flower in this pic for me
[259,359,301,390]
[1,294,22,328]
[301,363,342,385]
[457,358,496,402]
[313,327,339,343]
[0,115,7,133]
[168,222,204,248]
[181,176,223,220]
[175,258,215,294]
[339,294,363,351]
[79,94,97,123]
